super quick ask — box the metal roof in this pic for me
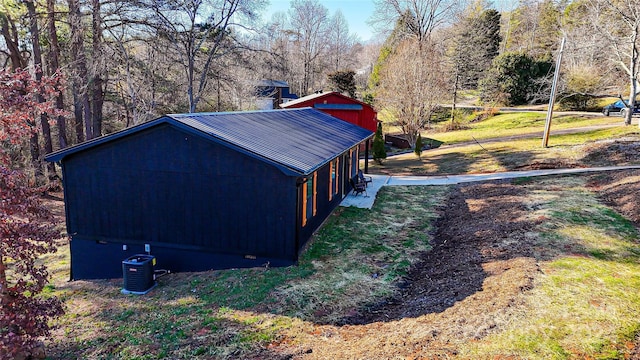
[280,91,373,110]
[46,108,373,176]
[314,104,363,110]
[257,79,290,88]
[280,92,330,107]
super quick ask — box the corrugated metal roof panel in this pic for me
[168,108,372,175]
[46,108,373,176]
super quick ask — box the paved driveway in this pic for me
[340,165,640,209]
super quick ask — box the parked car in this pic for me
[602,100,640,116]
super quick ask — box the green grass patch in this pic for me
[369,127,640,176]
[428,112,623,145]
[463,176,640,359]
[266,186,448,323]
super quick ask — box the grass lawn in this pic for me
[428,112,628,145]
[370,112,640,176]
[40,112,640,359]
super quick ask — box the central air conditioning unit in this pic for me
[121,254,157,295]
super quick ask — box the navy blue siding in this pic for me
[62,124,298,279]
[297,151,355,245]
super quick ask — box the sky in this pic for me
[264,1,520,43]
[265,0,378,42]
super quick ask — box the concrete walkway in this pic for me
[340,165,640,209]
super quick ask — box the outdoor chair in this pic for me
[358,169,373,187]
[349,177,368,197]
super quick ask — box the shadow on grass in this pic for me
[47,277,300,360]
[339,181,544,325]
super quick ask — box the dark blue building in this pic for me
[46,108,373,279]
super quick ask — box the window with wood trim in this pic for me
[329,160,335,201]
[302,172,317,227]
[351,148,358,177]
[334,157,340,196]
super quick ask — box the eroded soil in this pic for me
[279,168,640,359]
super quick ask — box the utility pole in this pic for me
[542,36,566,148]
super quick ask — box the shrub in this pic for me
[372,122,387,165]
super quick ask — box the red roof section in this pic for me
[281,92,378,132]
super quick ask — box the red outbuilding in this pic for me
[280,91,378,133]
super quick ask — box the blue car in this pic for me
[602,100,640,116]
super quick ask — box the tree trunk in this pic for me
[632,27,639,127]
[72,91,85,143]
[0,13,27,70]
[91,0,103,137]
[26,0,55,181]
[47,0,68,149]
[68,0,92,140]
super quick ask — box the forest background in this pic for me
[1,0,638,181]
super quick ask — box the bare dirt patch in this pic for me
[276,172,640,359]
[345,182,542,324]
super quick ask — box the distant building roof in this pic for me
[281,92,331,108]
[281,91,371,109]
[46,108,373,176]
[257,80,290,88]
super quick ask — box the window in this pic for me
[334,157,340,195]
[302,172,317,226]
[329,160,335,201]
[350,148,358,178]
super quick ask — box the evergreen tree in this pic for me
[414,132,423,158]
[372,122,387,165]
[327,70,357,98]
[454,4,501,89]
[479,52,552,105]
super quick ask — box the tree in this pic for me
[587,0,640,126]
[1,2,38,168]
[452,2,501,89]
[0,3,27,70]
[372,121,387,165]
[502,0,562,60]
[377,39,448,148]
[370,0,460,43]
[67,0,91,141]
[371,0,455,148]
[327,70,356,97]
[0,68,64,360]
[414,132,423,158]
[133,0,267,112]
[327,10,357,72]
[46,0,68,149]
[25,0,55,179]
[479,52,552,106]
[289,0,330,95]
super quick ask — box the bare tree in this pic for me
[25,0,57,180]
[68,0,91,141]
[134,0,266,113]
[0,8,27,70]
[370,0,459,43]
[46,0,68,149]
[377,39,448,148]
[327,10,358,72]
[259,11,294,81]
[289,0,330,95]
[588,0,640,126]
